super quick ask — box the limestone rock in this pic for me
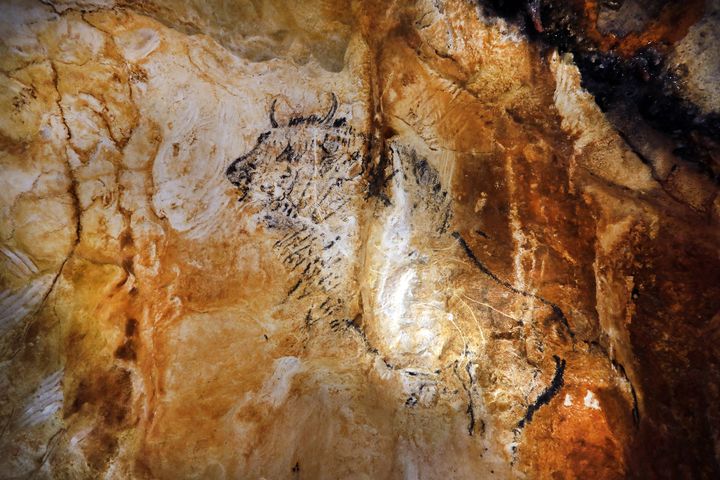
[0,0,718,478]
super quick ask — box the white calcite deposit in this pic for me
[0,0,718,478]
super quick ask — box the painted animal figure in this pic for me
[226,93,367,324]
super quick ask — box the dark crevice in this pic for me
[584,339,641,427]
[478,0,720,182]
[611,358,641,427]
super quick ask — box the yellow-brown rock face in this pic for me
[1,0,718,478]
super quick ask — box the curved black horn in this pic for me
[269,99,278,128]
[321,93,338,125]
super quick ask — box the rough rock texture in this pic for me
[0,0,718,478]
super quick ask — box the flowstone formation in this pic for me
[0,0,718,478]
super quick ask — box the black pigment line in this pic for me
[452,231,575,338]
[301,262,312,276]
[287,279,302,296]
[304,309,315,328]
[517,355,566,429]
[274,225,305,248]
[454,360,476,436]
[630,383,640,426]
[465,361,477,436]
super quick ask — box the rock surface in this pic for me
[0,0,718,478]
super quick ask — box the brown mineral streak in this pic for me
[0,0,718,479]
[576,0,706,57]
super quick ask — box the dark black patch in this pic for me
[365,151,393,205]
[114,339,136,361]
[412,157,440,190]
[478,0,720,182]
[124,318,137,337]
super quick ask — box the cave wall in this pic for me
[0,0,718,478]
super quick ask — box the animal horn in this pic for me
[321,93,338,125]
[269,99,279,128]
